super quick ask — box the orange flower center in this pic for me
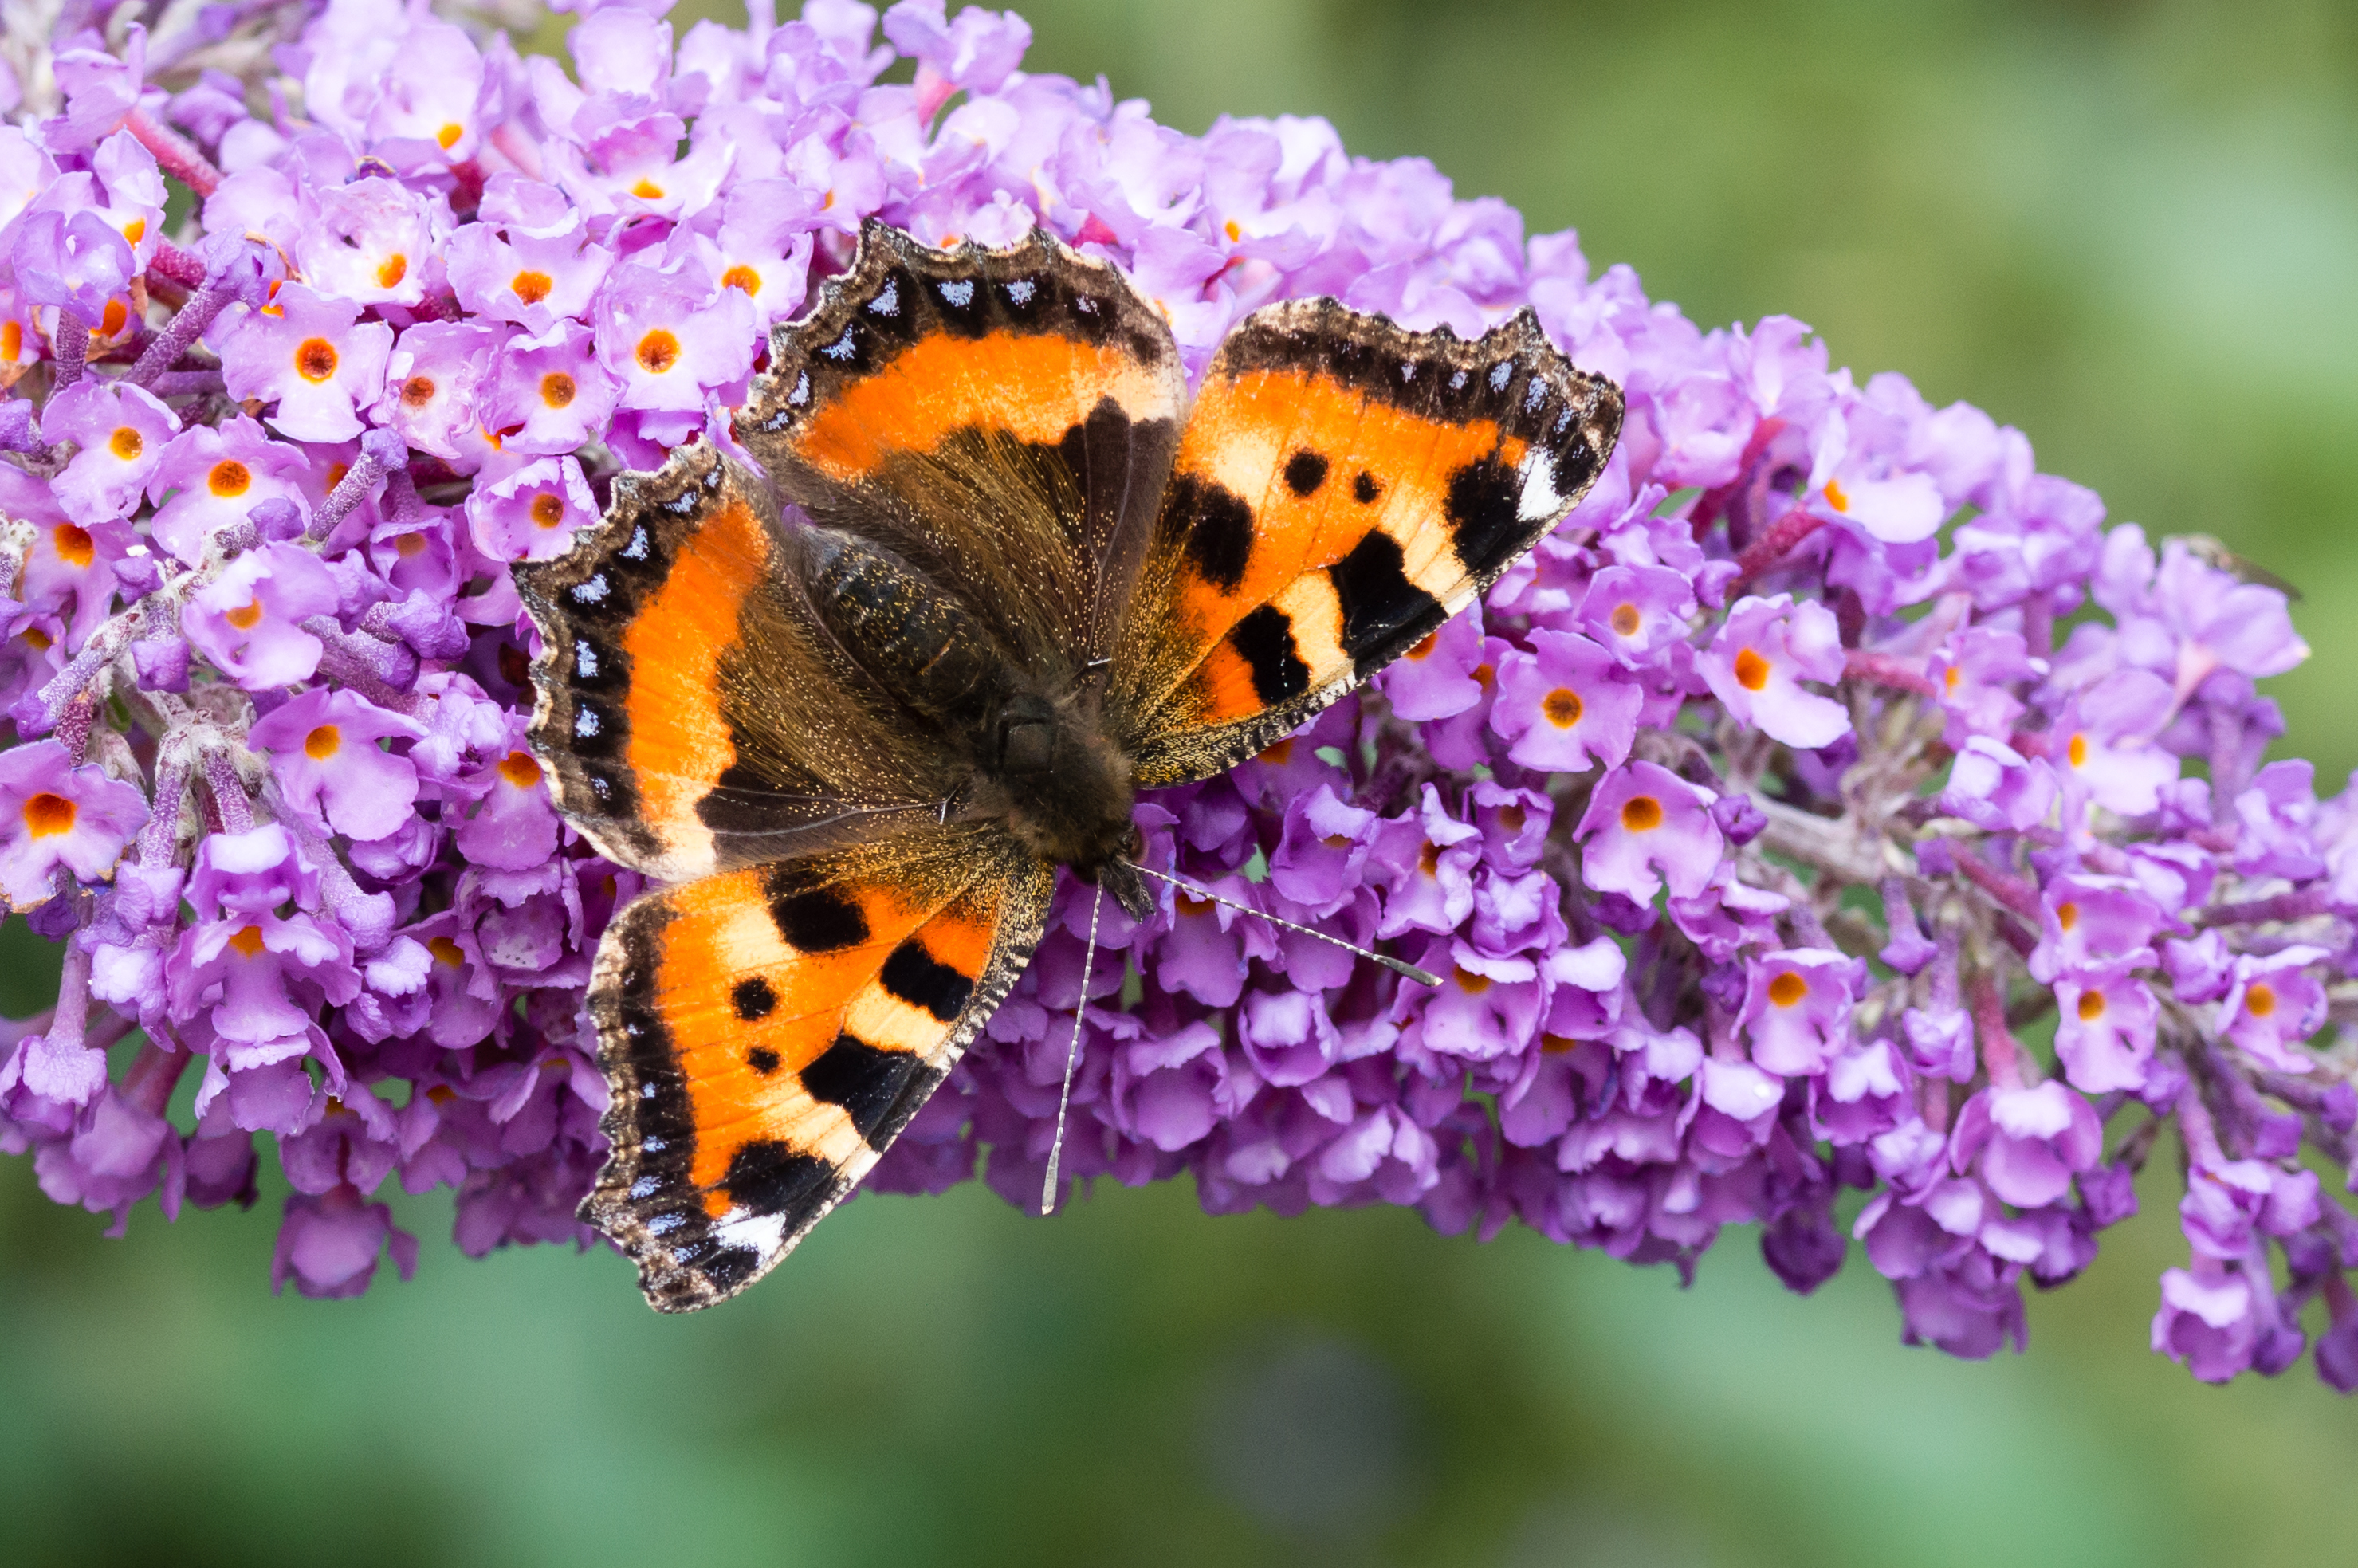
[226,925,266,958]
[437,122,463,150]
[2077,989,2107,1023]
[635,329,681,374]
[1405,631,1438,661]
[395,532,427,558]
[2067,733,2089,768]
[376,254,408,289]
[2248,983,2277,1019]
[1767,971,1808,1008]
[1824,478,1849,512]
[1416,842,1440,877]
[498,750,543,788]
[1733,647,1770,692]
[428,937,466,968]
[1454,969,1491,996]
[539,371,576,409]
[631,178,665,200]
[529,493,566,529]
[1257,739,1293,767]
[52,524,93,568]
[1609,603,1641,637]
[208,458,252,497]
[108,426,143,460]
[1943,665,1962,692]
[100,299,128,337]
[400,375,436,407]
[1620,795,1663,831]
[1177,893,1211,916]
[224,597,264,631]
[21,792,75,838]
[1496,804,1525,833]
[295,337,339,382]
[2056,902,2077,931]
[1542,688,1583,728]
[123,218,145,245]
[305,725,341,760]
[22,627,51,650]
[0,321,20,360]
[720,265,761,294]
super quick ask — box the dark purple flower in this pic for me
[272,1184,419,1299]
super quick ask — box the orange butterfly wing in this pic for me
[1106,300,1622,785]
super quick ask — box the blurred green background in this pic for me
[10,1,2358,1562]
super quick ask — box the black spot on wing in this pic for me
[1327,530,1444,677]
[747,1046,780,1075]
[1550,425,1601,500]
[1444,455,1523,577]
[722,1138,835,1216]
[1227,604,1311,704]
[1283,450,1330,497]
[732,977,776,1021]
[1171,472,1254,594]
[803,1032,919,1146]
[764,868,870,953]
[880,939,974,1022]
[1353,471,1381,505]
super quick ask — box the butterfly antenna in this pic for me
[1126,862,1443,988]
[1040,882,1104,1216]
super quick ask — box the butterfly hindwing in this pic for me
[1106,301,1624,787]
[735,220,1187,690]
[584,828,1054,1311]
[517,440,961,882]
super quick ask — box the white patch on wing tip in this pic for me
[1517,454,1564,522]
[712,1208,790,1256]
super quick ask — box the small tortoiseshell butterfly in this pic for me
[515,221,1623,1311]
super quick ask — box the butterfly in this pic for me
[515,220,1624,1311]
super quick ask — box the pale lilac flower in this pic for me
[41,379,178,525]
[2053,968,2159,1092]
[246,688,426,840]
[1702,594,1850,749]
[218,283,395,443]
[0,739,148,905]
[182,541,340,689]
[1488,627,1640,773]
[1573,762,1722,902]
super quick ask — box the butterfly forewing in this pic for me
[1107,301,1623,787]
[736,219,1187,686]
[517,442,960,882]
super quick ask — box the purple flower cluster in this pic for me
[2,0,2353,1385]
